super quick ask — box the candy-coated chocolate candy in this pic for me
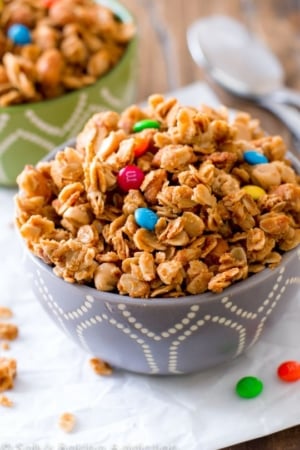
[133,119,160,133]
[244,150,269,165]
[43,0,53,6]
[242,185,266,200]
[134,136,150,157]
[235,376,263,399]
[277,361,300,382]
[43,0,57,6]
[117,165,144,192]
[7,24,32,45]
[134,207,158,231]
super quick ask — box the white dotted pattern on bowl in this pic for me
[32,262,299,374]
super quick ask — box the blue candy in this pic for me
[134,208,158,231]
[244,150,268,165]
[8,24,32,46]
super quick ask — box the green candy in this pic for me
[235,376,263,399]
[133,119,160,132]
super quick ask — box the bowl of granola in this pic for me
[15,95,300,375]
[0,0,137,186]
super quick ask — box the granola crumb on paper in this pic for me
[0,306,13,319]
[0,323,18,341]
[1,341,10,351]
[89,357,113,376]
[0,394,13,407]
[0,357,17,392]
[58,412,76,433]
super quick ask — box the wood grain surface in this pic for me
[121,0,300,448]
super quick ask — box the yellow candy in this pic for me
[242,185,266,200]
[0,0,3,10]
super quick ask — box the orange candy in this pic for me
[43,0,58,7]
[133,136,150,157]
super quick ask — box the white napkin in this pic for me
[1,83,300,450]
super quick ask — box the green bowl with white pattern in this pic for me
[0,0,137,187]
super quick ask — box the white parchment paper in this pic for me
[1,83,300,450]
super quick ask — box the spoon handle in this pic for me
[267,87,300,109]
[258,100,300,144]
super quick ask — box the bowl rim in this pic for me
[0,0,136,113]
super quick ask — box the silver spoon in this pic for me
[187,15,300,106]
[187,15,300,141]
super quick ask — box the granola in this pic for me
[1,342,10,351]
[58,412,76,433]
[0,357,17,392]
[89,357,113,376]
[15,95,300,296]
[0,322,18,340]
[0,0,135,106]
[0,306,13,319]
[0,394,13,407]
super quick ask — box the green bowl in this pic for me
[0,0,137,187]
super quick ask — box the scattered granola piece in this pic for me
[0,357,17,392]
[89,357,113,376]
[1,342,10,351]
[0,307,13,319]
[0,323,18,341]
[58,412,76,433]
[0,394,13,407]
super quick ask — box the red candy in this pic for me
[134,136,150,157]
[117,165,145,192]
[277,361,300,382]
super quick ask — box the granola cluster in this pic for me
[0,357,17,392]
[0,0,135,106]
[15,95,300,297]
[58,412,76,433]
[89,357,113,375]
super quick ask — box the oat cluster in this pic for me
[0,305,18,350]
[58,412,76,433]
[0,357,17,392]
[15,95,300,297]
[0,394,14,407]
[0,322,18,340]
[89,357,113,375]
[0,0,135,106]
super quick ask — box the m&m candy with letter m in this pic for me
[117,165,145,192]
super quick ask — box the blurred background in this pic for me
[121,0,300,99]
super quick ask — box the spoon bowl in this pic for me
[187,15,285,99]
[187,15,300,143]
[187,15,300,105]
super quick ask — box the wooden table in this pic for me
[121,0,300,448]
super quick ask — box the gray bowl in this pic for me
[20,148,300,375]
